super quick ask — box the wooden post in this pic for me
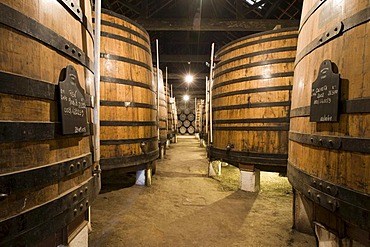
[156,39,160,142]
[209,43,214,144]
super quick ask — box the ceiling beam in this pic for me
[173,89,206,94]
[173,94,206,100]
[148,0,175,18]
[263,0,284,18]
[167,73,208,80]
[135,18,299,31]
[244,0,268,17]
[154,55,209,63]
[120,1,141,15]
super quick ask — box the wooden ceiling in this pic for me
[102,0,303,100]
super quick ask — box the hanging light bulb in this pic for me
[185,74,193,83]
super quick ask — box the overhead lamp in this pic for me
[183,95,190,101]
[185,74,193,83]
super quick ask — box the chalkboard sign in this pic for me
[58,65,88,135]
[310,60,340,122]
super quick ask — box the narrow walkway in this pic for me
[89,136,315,247]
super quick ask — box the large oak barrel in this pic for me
[201,101,209,142]
[99,9,158,171]
[288,1,370,244]
[195,100,205,133]
[166,86,177,141]
[154,68,168,147]
[166,86,173,137]
[0,1,100,246]
[210,28,298,172]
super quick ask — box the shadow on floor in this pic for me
[157,170,207,178]
[125,190,258,246]
[100,171,137,194]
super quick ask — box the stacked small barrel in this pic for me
[178,109,196,135]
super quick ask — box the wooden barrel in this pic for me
[179,113,186,121]
[187,126,195,135]
[100,9,158,171]
[166,86,174,139]
[183,120,191,128]
[155,68,168,146]
[0,1,99,246]
[188,113,195,122]
[172,98,178,129]
[195,100,204,133]
[179,126,187,135]
[201,102,209,141]
[184,108,191,115]
[288,1,370,244]
[210,28,298,172]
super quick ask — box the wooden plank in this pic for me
[136,18,299,31]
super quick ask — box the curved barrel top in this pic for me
[216,27,298,58]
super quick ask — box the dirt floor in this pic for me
[89,136,316,247]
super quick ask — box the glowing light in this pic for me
[185,74,193,83]
[183,95,190,101]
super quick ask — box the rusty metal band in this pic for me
[290,98,370,117]
[209,147,287,172]
[213,126,289,131]
[216,29,298,58]
[0,71,93,107]
[0,122,92,143]
[216,46,297,68]
[298,0,327,33]
[0,154,92,197]
[101,9,150,42]
[100,101,156,109]
[100,121,156,126]
[100,53,152,71]
[290,106,310,118]
[212,72,293,90]
[0,175,100,246]
[100,76,154,91]
[295,6,370,66]
[287,164,370,232]
[0,3,94,72]
[213,85,292,99]
[212,101,291,111]
[101,31,150,54]
[289,131,370,154]
[100,149,159,171]
[159,118,167,122]
[213,117,289,124]
[56,0,94,40]
[100,20,150,45]
[342,98,370,113]
[100,136,157,145]
[214,58,295,78]
[159,128,167,131]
